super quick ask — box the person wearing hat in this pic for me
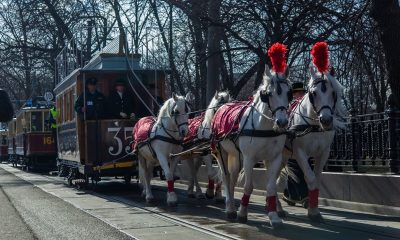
[74,77,106,120]
[107,78,135,119]
[289,82,306,113]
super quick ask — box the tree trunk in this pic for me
[206,0,222,103]
[371,0,400,107]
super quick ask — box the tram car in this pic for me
[0,129,8,162]
[54,35,167,186]
[7,118,16,165]
[14,104,57,171]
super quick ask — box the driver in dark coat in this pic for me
[107,78,135,119]
[74,77,106,120]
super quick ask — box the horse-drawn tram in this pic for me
[0,129,8,162]
[7,118,16,164]
[54,36,167,186]
[13,105,57,171]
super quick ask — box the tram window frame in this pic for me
[30,111,43,132]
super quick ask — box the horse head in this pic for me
[308,65,337,130]
[213,90,232,106]
[259,65,291,131]
[171,93,191,137]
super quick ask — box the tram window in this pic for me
[31,112,43,132]
[44,111,50,131]
[1,135,6,145]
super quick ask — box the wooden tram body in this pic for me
[0,129,8,162]
[7,118,16,164]
[13,107,57,170]
[54,46,167,184]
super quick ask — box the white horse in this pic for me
[278,64,347,222]
[185,91,231,200]
[213,66,291,228]
[137,93,191,206]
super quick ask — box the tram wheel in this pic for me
[124,175,132,185]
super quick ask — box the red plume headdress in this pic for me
[267,43,287,73]
[311,42,329,73]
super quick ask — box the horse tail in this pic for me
[237,168,245,186]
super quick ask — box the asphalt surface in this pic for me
[0,167,132,240]
[0,163,399,240]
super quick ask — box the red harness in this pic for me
[211,101,252,140]
[183,113,205,146]
[132,116,156,151]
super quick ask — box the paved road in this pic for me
[0,167,132,240]
[1,163,399,240]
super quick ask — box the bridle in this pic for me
[259,78,292,117]
[308,75,337,115]
[170,100,191,133]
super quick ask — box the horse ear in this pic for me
[329,67,336,77]
[264,65,272,78]
[284,67,290,78]
[172,92,178,101]
[185,92,194,102]
[309,63,318,80]
[214,91,219,99]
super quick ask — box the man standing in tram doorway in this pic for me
[49,106,58,150]
[74,77,106,120]
[107,78,135,119]
[283,82,310,207]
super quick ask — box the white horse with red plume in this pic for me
[211,43,292,228]
[132,93,191,206]
[183,91,231,200]
[278,42,348,222]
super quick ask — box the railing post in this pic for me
[350,109,359,172]
[386,98,399,174]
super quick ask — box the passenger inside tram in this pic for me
[107,78,135,120]
[74,77,106,120]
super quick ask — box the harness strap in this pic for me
[240,129,285,138]
[152,135,182,145]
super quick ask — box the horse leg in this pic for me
[186,158,196,198]
[276,160,289,217]
[307,151,329,222]
[265,155,284,228]
[216,148,235,219]
[226,152,240,219]
[193,157,205,199]
[203,155,215,199]
[158,155,178,206]
[237,157,254,223]
[139,156,154,202]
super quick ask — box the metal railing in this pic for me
[326,108,400,174]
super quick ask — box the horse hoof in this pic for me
[187,193,195,198]
[226,211,237,220]
[205,189,215,199]
[308,213,324,223]
[237,215,248,223]
[270,220,284,229]
[277,210,288,218]
[146,197,155,204]
[167,201,178,207]
[196,194,206,200]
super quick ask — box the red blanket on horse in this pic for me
[183,113,205,144]
[132,116,156,150]
[211,101,252,140]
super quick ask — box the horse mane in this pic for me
[157,98,173,122]
[253,72,291,102]
[330,76,348,129]
[203,90,231,127]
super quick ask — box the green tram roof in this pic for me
[55,53,169,93]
